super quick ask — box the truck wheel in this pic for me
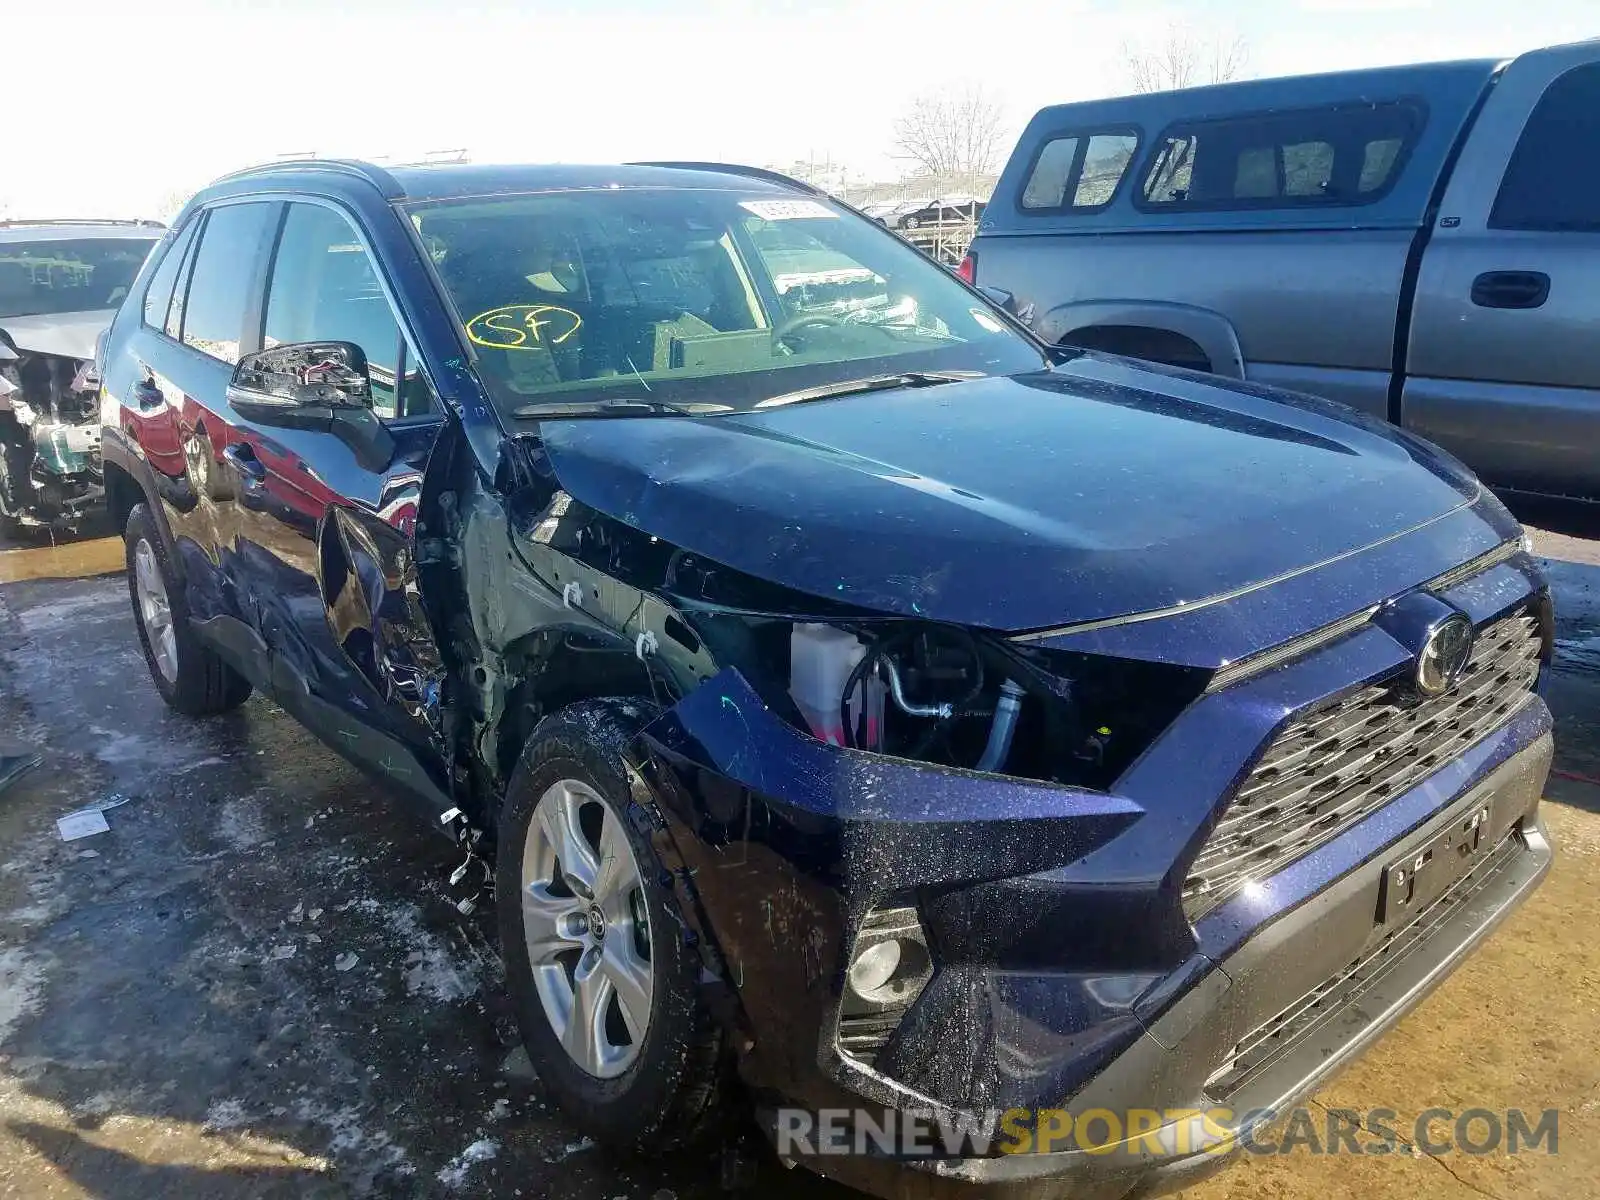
[497,699,729,1151]
[125,504,252,716]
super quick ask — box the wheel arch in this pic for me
[1036,299,1247,378]
[101,444,187,586]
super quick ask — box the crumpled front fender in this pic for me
[628,668,1146,1111]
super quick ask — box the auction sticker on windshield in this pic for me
[739,199,838,221]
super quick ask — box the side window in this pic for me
[182,203,274,364]
[1022,137,1080,208]
[1489,63,1600,232]
[165,220,201,340]
[141,220,199,331]
[1021,132,1139,211]
[264,203,433,419]
[1145,135,1197,203]
[1074,134,1140,207]
[1283,141,1335,195]
[1140,102,1422,210]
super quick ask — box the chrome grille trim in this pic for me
[1205,605,1379,694]
[1183,608,1541,919]
[1203,539,1521,694]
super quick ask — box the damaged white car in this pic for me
[0,219,162,533]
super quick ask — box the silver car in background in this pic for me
[0,219,163,532]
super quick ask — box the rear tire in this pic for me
[124,503,252,717]
[496,699,729,1152]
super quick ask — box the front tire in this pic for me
[497,699,728,1151]
[125,503,252,716]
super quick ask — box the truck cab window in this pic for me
[1490,62,1600,232]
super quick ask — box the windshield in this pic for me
[405,188,1046,418]
[0,236,158,320]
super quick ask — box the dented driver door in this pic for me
[231,198,454,820]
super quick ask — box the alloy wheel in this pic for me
[522,778,654,1079]
[132,538,177,683]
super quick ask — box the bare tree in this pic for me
[1122,25,1249,94]
[892,84,1007,187]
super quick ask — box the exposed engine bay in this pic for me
[0,342,102,528]
[414,447,1210,833]
[0,225,160,530]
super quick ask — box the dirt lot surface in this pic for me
[0,500,1596,1200]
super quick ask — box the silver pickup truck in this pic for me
[966,40,1600,502]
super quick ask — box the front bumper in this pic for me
[769,727,1551,1200]
[632,554,1553,1200]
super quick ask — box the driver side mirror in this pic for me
[229,341,374,412]
[227,341,394,471]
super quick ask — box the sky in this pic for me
[4,0,1594,219]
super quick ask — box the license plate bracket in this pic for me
[1378,804,1494,924]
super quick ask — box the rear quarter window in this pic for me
[1021,131,1140,212]
[1138,100,1425,211]
[141,221,199,332]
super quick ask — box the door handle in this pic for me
[133,374,166,410]
[1470,270,1550,310]
[223,443,267,482]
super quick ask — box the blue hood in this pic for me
[538,354,1482,632]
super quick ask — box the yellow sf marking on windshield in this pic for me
[465,304,583,350]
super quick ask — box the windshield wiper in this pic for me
[755,370,979,409]
[512,397,716,419]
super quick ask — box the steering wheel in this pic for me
[772,311,843,350]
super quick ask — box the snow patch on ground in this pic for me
[545,1136,595,1163]
[0,945,48,1044]
[291,1098,412,1184]
[203,1098,252,1131]
[15,590,125,635]
[218,794,269,851]
[383,903,479,1003]
[437,1137,498,1188]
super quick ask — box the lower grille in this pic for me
[1207,830,1523,1098]
[1184,607,1541,919]
[837,1010,904,1067]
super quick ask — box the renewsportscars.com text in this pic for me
[774,1105,1560,1160]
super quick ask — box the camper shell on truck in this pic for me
[970,40,1600,502]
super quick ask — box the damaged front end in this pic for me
[425,446,1218,1175]
[420,403,1550,1199]
[0,341,103,529]
[0,224,160,531]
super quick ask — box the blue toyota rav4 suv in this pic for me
[100,159,1553,1198]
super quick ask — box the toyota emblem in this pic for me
[1416,613,1474,697]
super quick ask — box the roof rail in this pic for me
[0,217,165,228]
[626,161,825,196]
[211,158,406,200]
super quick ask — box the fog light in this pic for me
[837,907,935,1072]
[848,939,903,998]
